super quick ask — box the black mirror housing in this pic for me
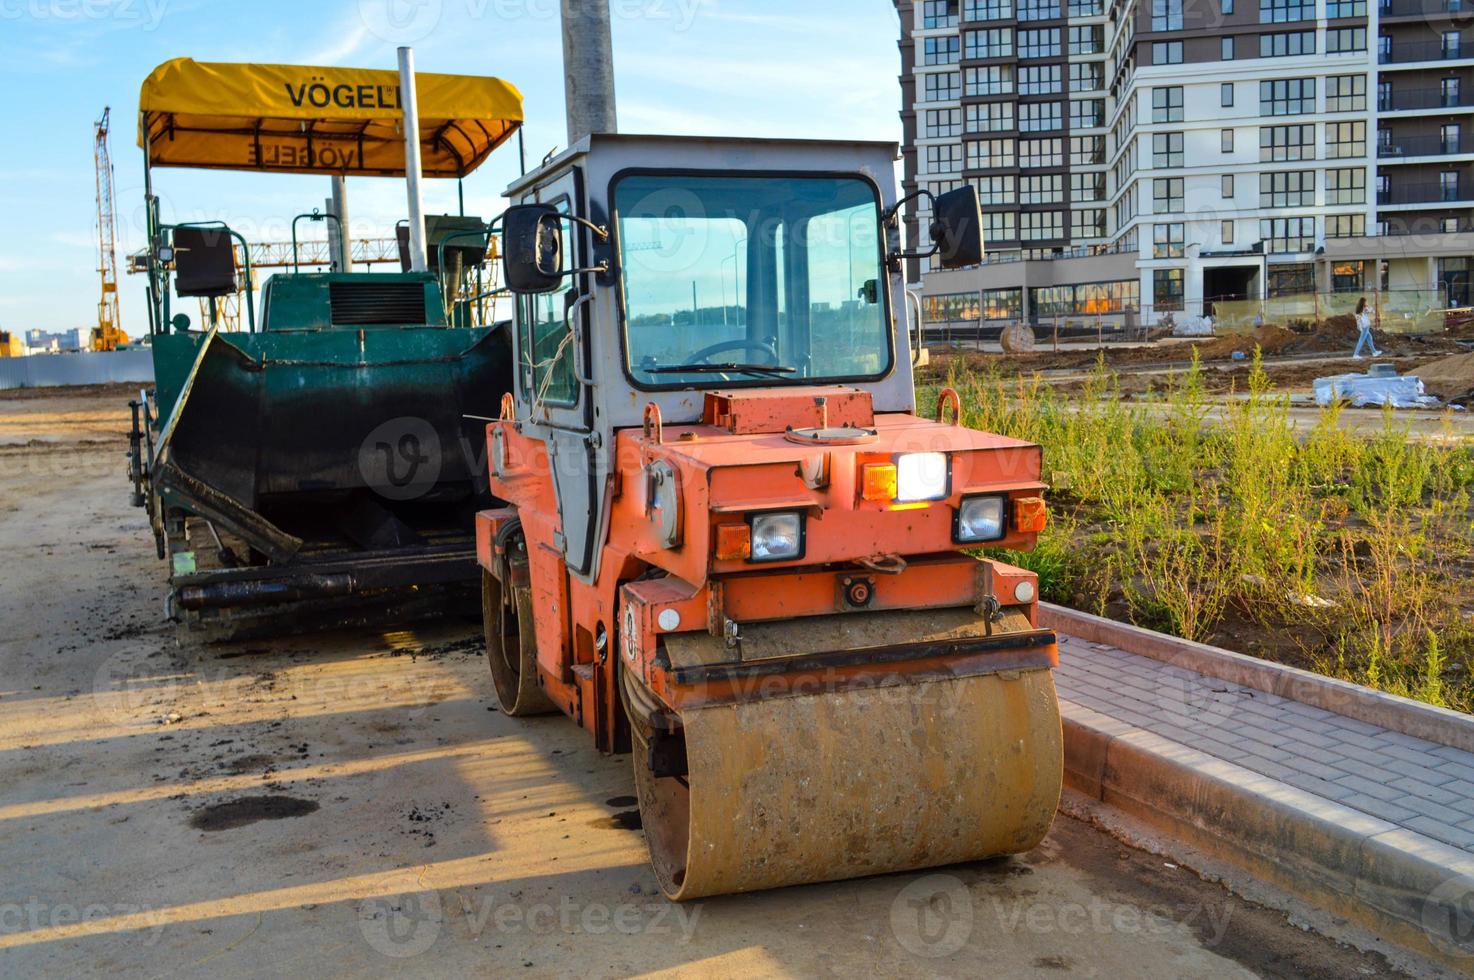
[930,186,985,270]
[502,204,565,293]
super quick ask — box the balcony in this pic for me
[1377,180,1471,205]
[1378,87,1474,111]
[1377,133,1474,157]
[1379,41,1474,64]
[1378,0,1467,16]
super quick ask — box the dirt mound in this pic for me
[1413,352,1474,404]
[1191,326,1299,358]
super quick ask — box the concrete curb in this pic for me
[1061,689,1474,972]
[1042,602,1474,754]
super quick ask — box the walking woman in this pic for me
[1352,296,1381,359]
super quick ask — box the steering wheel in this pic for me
[688,337,780,365]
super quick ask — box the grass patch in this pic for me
[938,351,1474,712]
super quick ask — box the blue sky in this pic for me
[0,0,903,334]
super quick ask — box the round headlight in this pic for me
[956,495,1007,543]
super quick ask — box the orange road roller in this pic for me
[476,134,1061,900]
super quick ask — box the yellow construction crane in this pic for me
[92,107,128,352]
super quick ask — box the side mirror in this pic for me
[930,186,985,270]
[502,204,565,293]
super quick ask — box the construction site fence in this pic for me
[0,349,155,390]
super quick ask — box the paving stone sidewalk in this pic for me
[1054,632,1474,854]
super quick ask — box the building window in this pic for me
[1260,169,1315,207]
[1325,214,1366,238]
[1017,0,1058,20]
[1260,217,1315,253]
[1153,41,1184,64]
[923,72,961,102]
[1019,138,1064,167]
[1326,75,1366,112]
[1222,129,1235,152]
[1442,78,1462,108]
[1019,28,1062,58]
[924,36,961,65]
[1152,131,1185,167]
[1069,99,1104,129]
[926,144,965,173]
[1072,171,1106,201]
[1259,0,1312,22]
[1069,25,1103,54]
[1260,77,1316,115]
[924,291,983,324]
[1222,174,1235,197]
[967,138,1016,168]
[1260,31,1315,57]
[923,0,961,28]
[1069,62,1104,91]
[1153,177,1184,212]
[1222,0,1234,11]
[1443,124,1462,154]
[1441,170,1460,201]
[979,287,1022,319]
[1222,220,1235,244]
[1326,0,1365,14]
[1154,269,1185,312]
[1442,31,1461,58]
[1326,28,1366,54]
[1267,263,1315,295]
[1221,83,1235,107]
[964,0,1013,20]
[965,27,1014,59]
[1075,209,1107,238]
[1153,222,1185,257]
[1021,174,1065,204]
[1019,102,1064,131]
[1151,0,1183,31]
[925,108,964,139]
[966,65,1015,95]
[1326,121,1366,158]
[1222,36,1234,60]
[1326,167,1365,204]
[1070,135,1105,165]
[982,212,1017,242]
[1260,124,1314,161]
[971,175,1017,205]
[1152,87,1184,123]
[1067,0,1104,14]
[1019,64,1063,95]
[966,102,1016,132]
[1020,211,1065,240]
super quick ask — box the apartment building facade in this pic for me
[896,0,1474,325]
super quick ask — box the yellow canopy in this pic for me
[138,58,523,178]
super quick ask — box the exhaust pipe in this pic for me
[561,0,618,145]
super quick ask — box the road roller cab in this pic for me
[477,134,1062,900]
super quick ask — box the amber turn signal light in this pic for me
[860,462,898,501]
[1013,496,1048,533]
[715,523,752,560]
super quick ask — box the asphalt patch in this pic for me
[188,795,319,831]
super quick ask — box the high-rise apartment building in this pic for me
[896,0,1473,324]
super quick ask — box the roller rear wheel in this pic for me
[482,570,555,716]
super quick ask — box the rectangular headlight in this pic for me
[748,511,803,562]
[895,452,949,502]
[955,494,1007,543]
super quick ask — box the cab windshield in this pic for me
[613,173,891,388]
